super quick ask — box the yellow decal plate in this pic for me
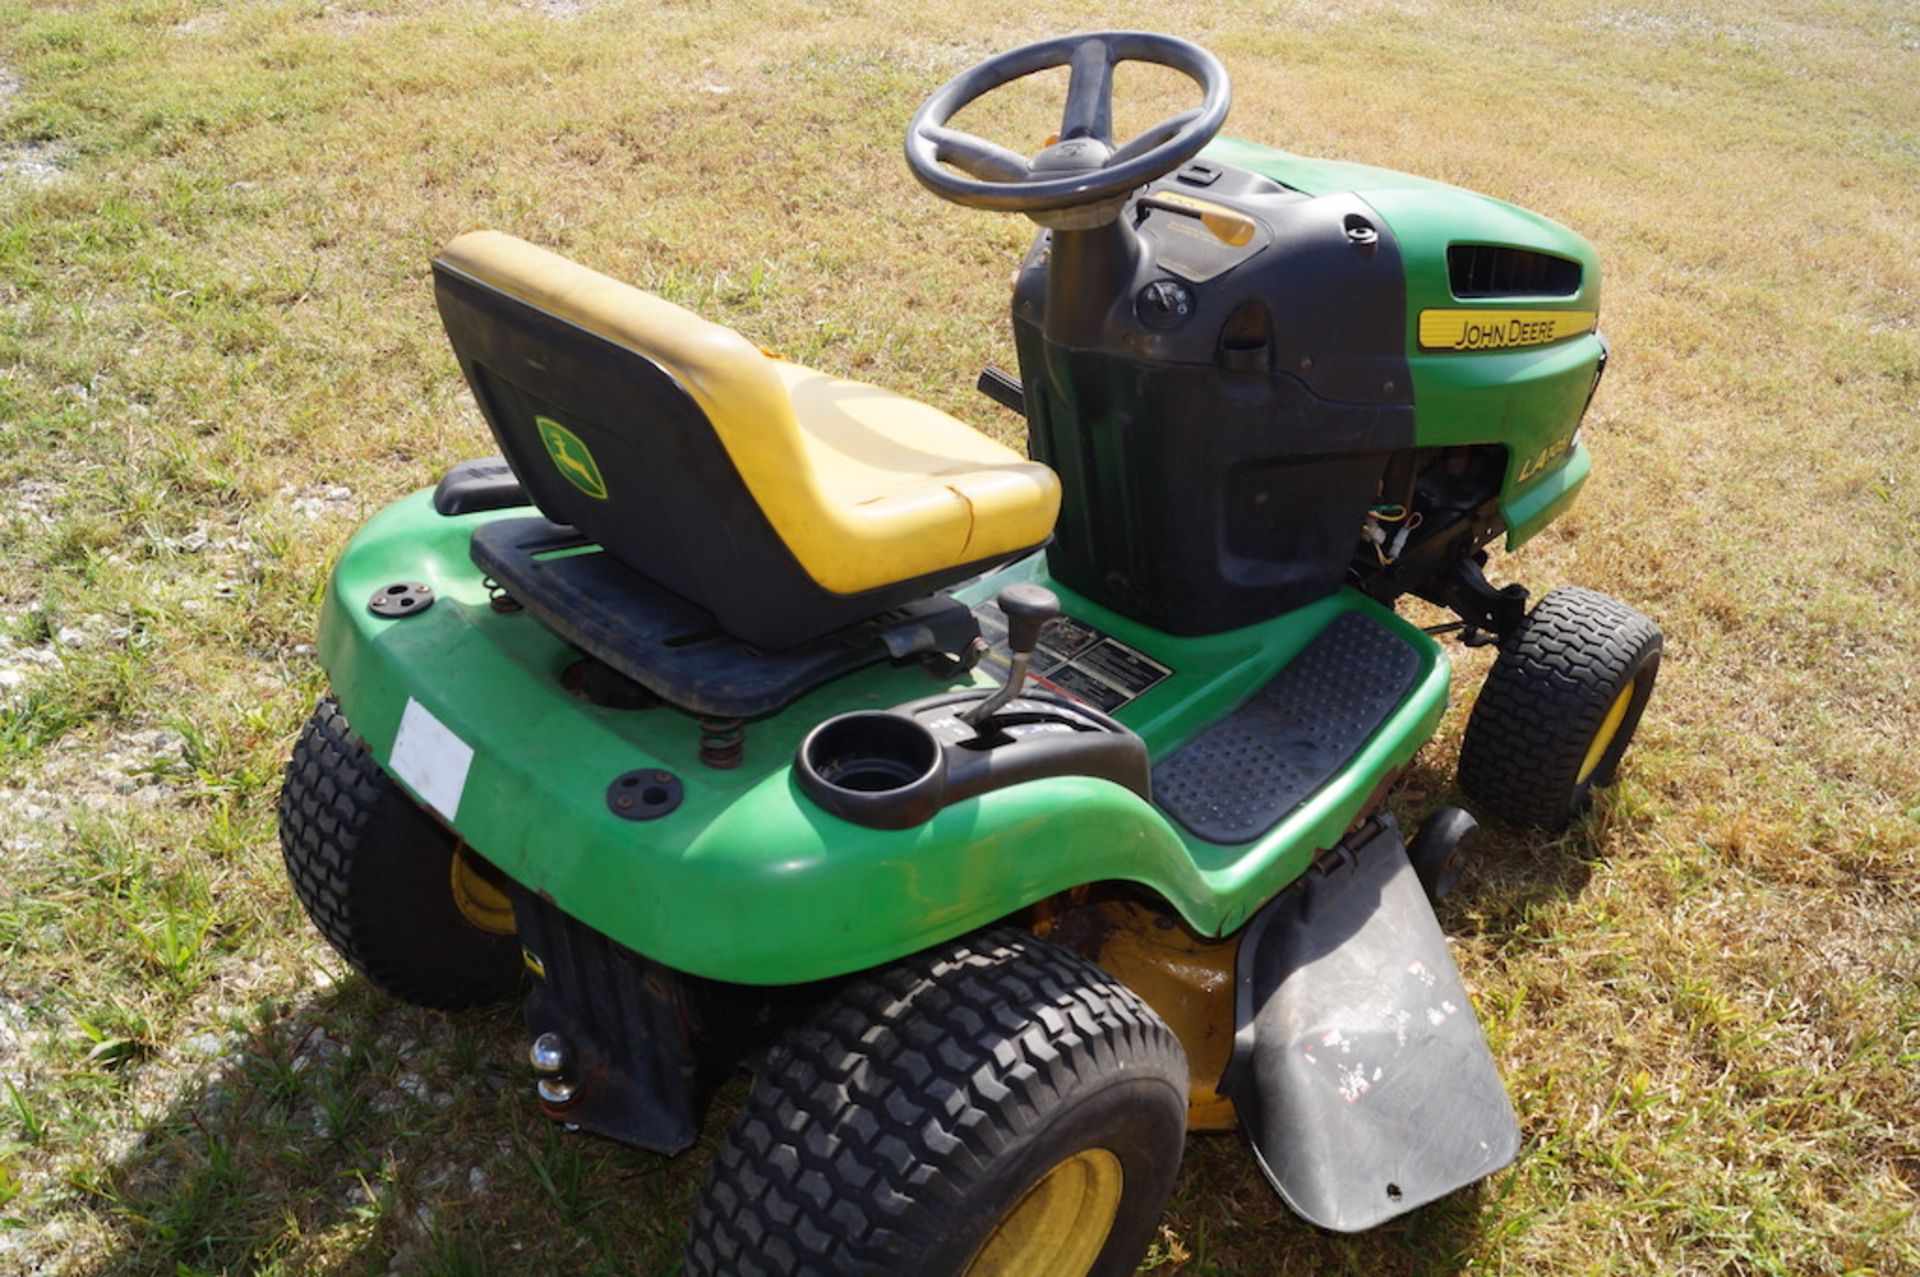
[1146,190,1258,247]
[536,415,609,500]
[1418,308,1597,352]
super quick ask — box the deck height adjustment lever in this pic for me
[961,583,1060,729]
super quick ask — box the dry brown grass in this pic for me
[1,0,1917,1272]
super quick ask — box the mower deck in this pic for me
[320,488,1450,984]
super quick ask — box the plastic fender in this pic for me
[316,490,1454,986]
[666,772,1209,985]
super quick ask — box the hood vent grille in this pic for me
[1448,245,1581,298]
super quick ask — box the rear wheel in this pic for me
[278,695,522,1009]
[1457,586,1662,831]
[686,926,1189,1277]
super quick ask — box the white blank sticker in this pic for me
[389,698,474,821]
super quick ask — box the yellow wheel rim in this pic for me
[1577,684,1636,785]
[963,1147,1124,1277]
[449,844,517,935]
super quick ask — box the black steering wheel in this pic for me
[905,31,1231,218]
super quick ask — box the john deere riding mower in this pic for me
[278,31,1660,1275]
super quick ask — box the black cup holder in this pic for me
[796,711,947,829]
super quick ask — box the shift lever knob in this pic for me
[997,583,1060,655]
[961,583,1062,731]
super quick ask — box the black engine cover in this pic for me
[1012,162,1414,634]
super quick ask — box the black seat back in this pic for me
[433,258,914,649]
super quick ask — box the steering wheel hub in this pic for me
[1031,137,1114,174]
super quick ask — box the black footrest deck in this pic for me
[470,518,979,720]
[1152,611,1420,845]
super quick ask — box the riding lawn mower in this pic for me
[278,30,1662,1275]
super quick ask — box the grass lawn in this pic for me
[2,0,1917,1272]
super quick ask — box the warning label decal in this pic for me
[975,604,1173,714]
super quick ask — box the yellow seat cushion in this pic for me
[436,232,1060,596]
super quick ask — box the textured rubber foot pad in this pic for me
[1153,612,1419,844]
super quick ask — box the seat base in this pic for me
[470,518,981,719]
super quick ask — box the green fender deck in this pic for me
[319,490,1450,985]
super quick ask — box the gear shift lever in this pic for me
[962,583,1061,729]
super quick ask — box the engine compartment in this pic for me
[1010,148,1605,636]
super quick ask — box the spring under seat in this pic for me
[1152,611,1420,844]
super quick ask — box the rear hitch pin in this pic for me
[529,1031,579,1105]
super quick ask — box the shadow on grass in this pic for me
[1162,1132,1493,1276]
[87,974,1489,1276]
[78,755,1637,1275]
[1391,753,1631,949]
[81,978,707,1275]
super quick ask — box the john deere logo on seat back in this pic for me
[535,416,608,500]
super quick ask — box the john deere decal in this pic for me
[536,416,609,500]
[1418,309,1597,352]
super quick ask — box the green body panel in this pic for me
[319,491,1449,985]
[1205,138,1604,547]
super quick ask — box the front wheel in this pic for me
[686,926,1189,1277]
[1458,586,1662,831]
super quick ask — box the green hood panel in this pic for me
[1204,137,1463,200]
[319,491,1449,984]
[1204,137,1604,547]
